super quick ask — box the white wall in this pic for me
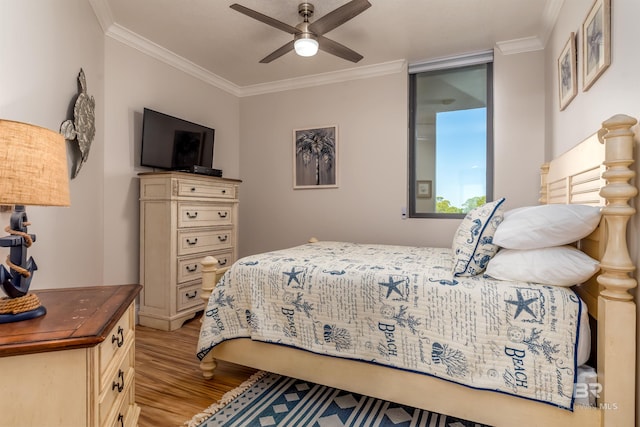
[239,72,425,256]
[545,0,640,419]
[238,49,546,257]
[1,0,105,289]
[494,49,546,210]
[102,39,240,285]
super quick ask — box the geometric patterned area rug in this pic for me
[185,371,492,427]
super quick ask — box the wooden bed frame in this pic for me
[198,114,637,426]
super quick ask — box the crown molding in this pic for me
[90,0,557,93]
[540,0,564,46]
[237,60,407,97]
[88,0,114,33]
[496,0,563,54]
[107,22,405,97]
[88,0,406,97]
[105,24,242,96]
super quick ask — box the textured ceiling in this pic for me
[94,0,560,90]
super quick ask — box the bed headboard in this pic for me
[539,114,637,318]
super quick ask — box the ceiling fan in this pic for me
[230,0,371,63]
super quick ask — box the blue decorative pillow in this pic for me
[452,198,505,277]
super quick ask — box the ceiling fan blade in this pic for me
[259,40,295,63]
[230,3,301,34]
[308,0,371,36]
[317,35,363,63]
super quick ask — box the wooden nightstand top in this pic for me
[0,284,141,357]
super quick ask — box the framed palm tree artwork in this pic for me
[582,0,610,91]
[293,125,338,189]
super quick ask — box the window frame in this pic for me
[408,55,494,219]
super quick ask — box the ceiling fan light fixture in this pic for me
[294,36,319,57]
[231,1,370,63]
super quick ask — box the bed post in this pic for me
[597,114,637,426]
[199,256,227,379]
[200,256,220,305]
[539,162,549,204]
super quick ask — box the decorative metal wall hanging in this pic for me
[60,68,96,179]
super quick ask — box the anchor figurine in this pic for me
[0,205,44,322]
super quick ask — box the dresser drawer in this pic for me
[99,305,134,381]
[177,250,233,283]
[177,179,236,199]
[178,203,233,228]
[177,228,233,256]
[177,281,204,311]
[104,376,138,427]
[99,340,135,426]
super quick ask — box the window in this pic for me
[408,52,494,218]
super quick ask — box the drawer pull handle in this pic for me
[219,258,228,266]
[218,235,228,242]
[186,238,198,246]
[221,189,226,194]
[186,264,198,273]
[190,187,196,192]
[117,413,124,427]
[112,326,124,348]
[186,211,198,219]
[112,369,125,393]
[186,291,198,299]
[218,211,228,218]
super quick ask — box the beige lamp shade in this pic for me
[0,119,70,206]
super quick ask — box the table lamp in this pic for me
[0,119,70,323]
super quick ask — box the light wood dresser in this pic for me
[138,172,240,331]
[0,284,141,427]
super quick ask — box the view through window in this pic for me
[409,57,493,218]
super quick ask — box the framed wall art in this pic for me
[582,0,611,91]
[416,180,432,199]
[293,125,338,189]
[558,32,577,111]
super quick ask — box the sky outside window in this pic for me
[435,108,487,208]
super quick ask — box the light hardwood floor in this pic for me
[135,314,257,427]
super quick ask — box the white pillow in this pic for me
[493,204,601,250]
[452,198,505,277]
[485,246,600,287]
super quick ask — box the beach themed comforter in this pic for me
[197,241,585,410]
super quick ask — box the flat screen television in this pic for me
[140,108,215,171]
